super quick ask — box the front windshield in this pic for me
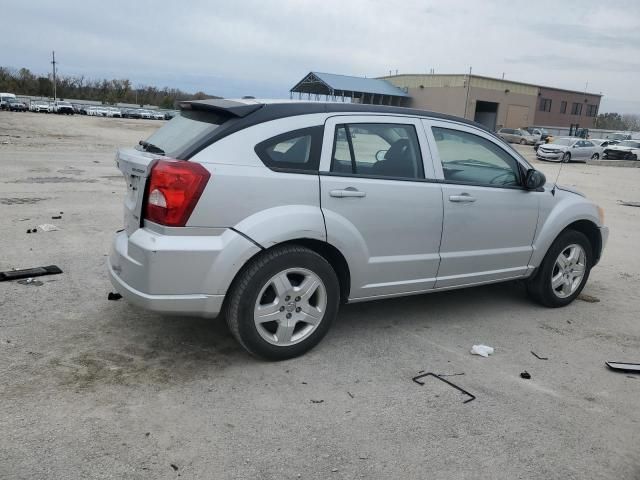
[554,138,574,146]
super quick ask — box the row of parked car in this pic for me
[497,126,639,163]
[0,93,176,120]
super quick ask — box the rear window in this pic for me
[254,126,323,172]
[141,110,228,158]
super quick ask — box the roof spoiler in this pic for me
[179,99,263,118]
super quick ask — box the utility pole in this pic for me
[463,66,472,119]
[51,51,57,102]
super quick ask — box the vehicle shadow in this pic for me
[37,282,532,392]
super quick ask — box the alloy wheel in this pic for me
[253,268,327,347]
[551,244,586,298]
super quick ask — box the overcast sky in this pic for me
[2,0,639,113]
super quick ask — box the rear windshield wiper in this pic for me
[138,140,165,155]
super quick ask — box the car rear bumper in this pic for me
[108,228,229,318]
[108,259,225,318]
[107,227,260,318]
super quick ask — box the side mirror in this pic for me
[525,169,546,190]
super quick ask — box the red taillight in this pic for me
[144,159,210,227]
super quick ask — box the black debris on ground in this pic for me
[520,371,532,380]
[51,215,62,219]
[170,464,179,471]
[310,399,324,404]
[107,292,122,301]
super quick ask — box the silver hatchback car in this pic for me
[109,100,608,359]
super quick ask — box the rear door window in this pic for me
[254,126,323,172]
[330,123,424,180]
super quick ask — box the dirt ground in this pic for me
[1,111,639,480]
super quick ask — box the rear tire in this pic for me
[591,153,599,160]
[562,152,571,163]
[527,230,592,308]
[520,139,526,145]
[225,245,340,360]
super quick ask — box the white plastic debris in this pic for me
[470,344,494,357]
[38,223,59,232]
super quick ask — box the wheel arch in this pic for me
[563,219,602,264]
[224,237,352,306]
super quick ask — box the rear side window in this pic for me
[330,123,424,180]
[255,126,323,172]
[142,110,229,158]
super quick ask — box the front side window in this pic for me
[431,127,521,187]
[330,123,424,180]
[255,126,323,172]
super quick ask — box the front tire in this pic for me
[520,139,526,145]
[591,153,599,160]
[225,245,340,360]
[562,152,571,163]
[527,230,592,307]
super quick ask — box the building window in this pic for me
[560,101,567,114]
[571,103,583,116]
[586,104,598,117]
[539,98,552,112]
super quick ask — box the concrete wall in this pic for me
[534,87,601,128]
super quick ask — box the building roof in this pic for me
[379,73,603,97]
[291,72,409,97]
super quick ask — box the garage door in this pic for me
[505,105,530,128]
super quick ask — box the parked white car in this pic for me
[602,140,640,160]
[139,109,152,119]
[108,99,608,359]
[107,107,122,118]
[537,137,600,163]
[151,110,165,120]
[34,101,52,113]
[52,100,74,115]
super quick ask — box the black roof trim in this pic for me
[181,102,493,159]
[179,99,264,118]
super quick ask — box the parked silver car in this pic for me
[497,128,538,145]
[537,137,600,163]
[108,100,608,359]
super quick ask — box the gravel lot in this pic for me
[1,111,639,480]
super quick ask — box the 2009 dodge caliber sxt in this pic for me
[108,99,608,360]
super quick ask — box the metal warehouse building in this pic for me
[290,72,602,130]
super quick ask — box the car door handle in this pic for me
[449,194,476,203]
[330,188,366,198]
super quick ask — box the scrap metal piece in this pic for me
[618,201,640,208]
[606,362,640,373]
[531,351,549,360]
[0,265,62,282]
[520,371,532,379]
[412,372,476,404]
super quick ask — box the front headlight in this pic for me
[597,206,605,225]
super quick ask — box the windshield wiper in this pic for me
[138,140,165,155]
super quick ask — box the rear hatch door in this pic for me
[116,148,159,235]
